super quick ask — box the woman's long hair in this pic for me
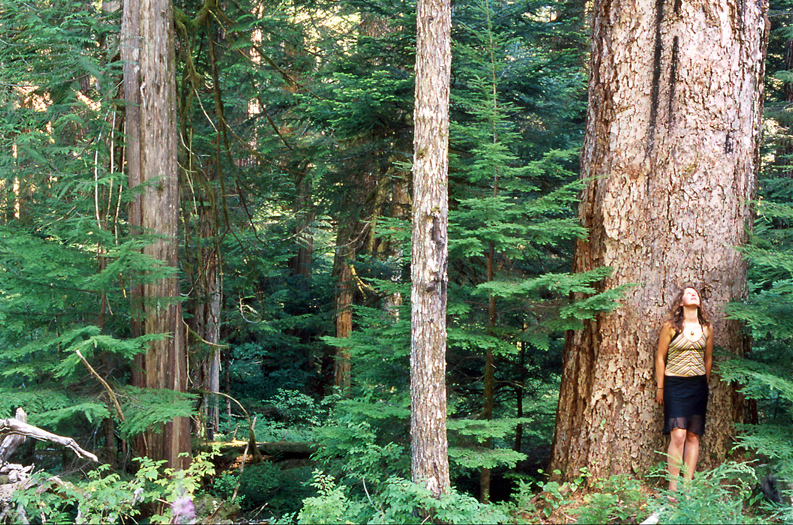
[667,285,711,334]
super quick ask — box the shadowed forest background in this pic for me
[0,0,792,523]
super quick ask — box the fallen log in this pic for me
[212,440,318,461]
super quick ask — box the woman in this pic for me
[655,285,713,493]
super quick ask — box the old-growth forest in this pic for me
[0,0,791,523]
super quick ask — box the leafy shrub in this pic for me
[498,478,537,523]
[211,471,240,501]
[291,471,366,524]
[237,462,282,510]
[253,417,313,443]
[372,476,511,524]
[650,460,759,524]
[312,416,410,484]
[237,461,315,517]
[270,388,333,427]
[11,451,218,524]
[572,474,650,524]
[284,470,510,525]
[529,467,589,518]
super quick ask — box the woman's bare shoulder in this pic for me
[660,320,676,336]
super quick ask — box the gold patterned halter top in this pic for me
[665,329,706,377]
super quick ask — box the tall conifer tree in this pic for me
[411,0,452,498]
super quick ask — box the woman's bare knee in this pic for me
[670,428,687,447]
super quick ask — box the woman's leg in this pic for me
[682,431,700,480]
[667,428,687,491]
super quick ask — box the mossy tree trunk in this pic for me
[550,0,769,481]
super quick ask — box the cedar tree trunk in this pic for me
[122,0,191,469]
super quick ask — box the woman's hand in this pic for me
[656,388,664,405]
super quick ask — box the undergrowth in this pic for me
[8,447,789,524]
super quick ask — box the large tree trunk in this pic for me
[121,0,143,337]
[550,0,769,481]
[410,0,451,499]
[121,0,148,464]
[123,0,191,470]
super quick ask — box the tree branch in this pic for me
[0,419,98,463]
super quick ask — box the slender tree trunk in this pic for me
[290,165,314,278]
[480,241,495,503]
[104,417,118,469]
[514,339,526,452]
[195,224,222,439]
[549,0,769,481]
[382,171,411,318]
[410,0,451,499]
[333,225,354,393]
[480,26,500,498]
[777,35,793,178]
[123,0,191,469]
[224,349,232,417]
[184,157,222,440]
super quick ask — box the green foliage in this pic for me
[499,478,537,522]
[531,467,590,518]
[269,388,334,427]
[371,476,511,524]
[12,450,218,524]
[116,386,198,440]
[237,462,281,510]
[210,471,240,501]
[571,474,650,524]
[650,461,760,524]
[448,418,531,469]
[286,470,511,525]
[290,471,366,525]
[724,184,793,480]
[312,410,410,483]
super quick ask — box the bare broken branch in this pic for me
[0,418,98,463]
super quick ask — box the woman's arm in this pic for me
[704,323,714,381]
[655,322,674,405]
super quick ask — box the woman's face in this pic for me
[680,287,701,307]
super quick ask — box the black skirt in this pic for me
[663,374,708,436]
